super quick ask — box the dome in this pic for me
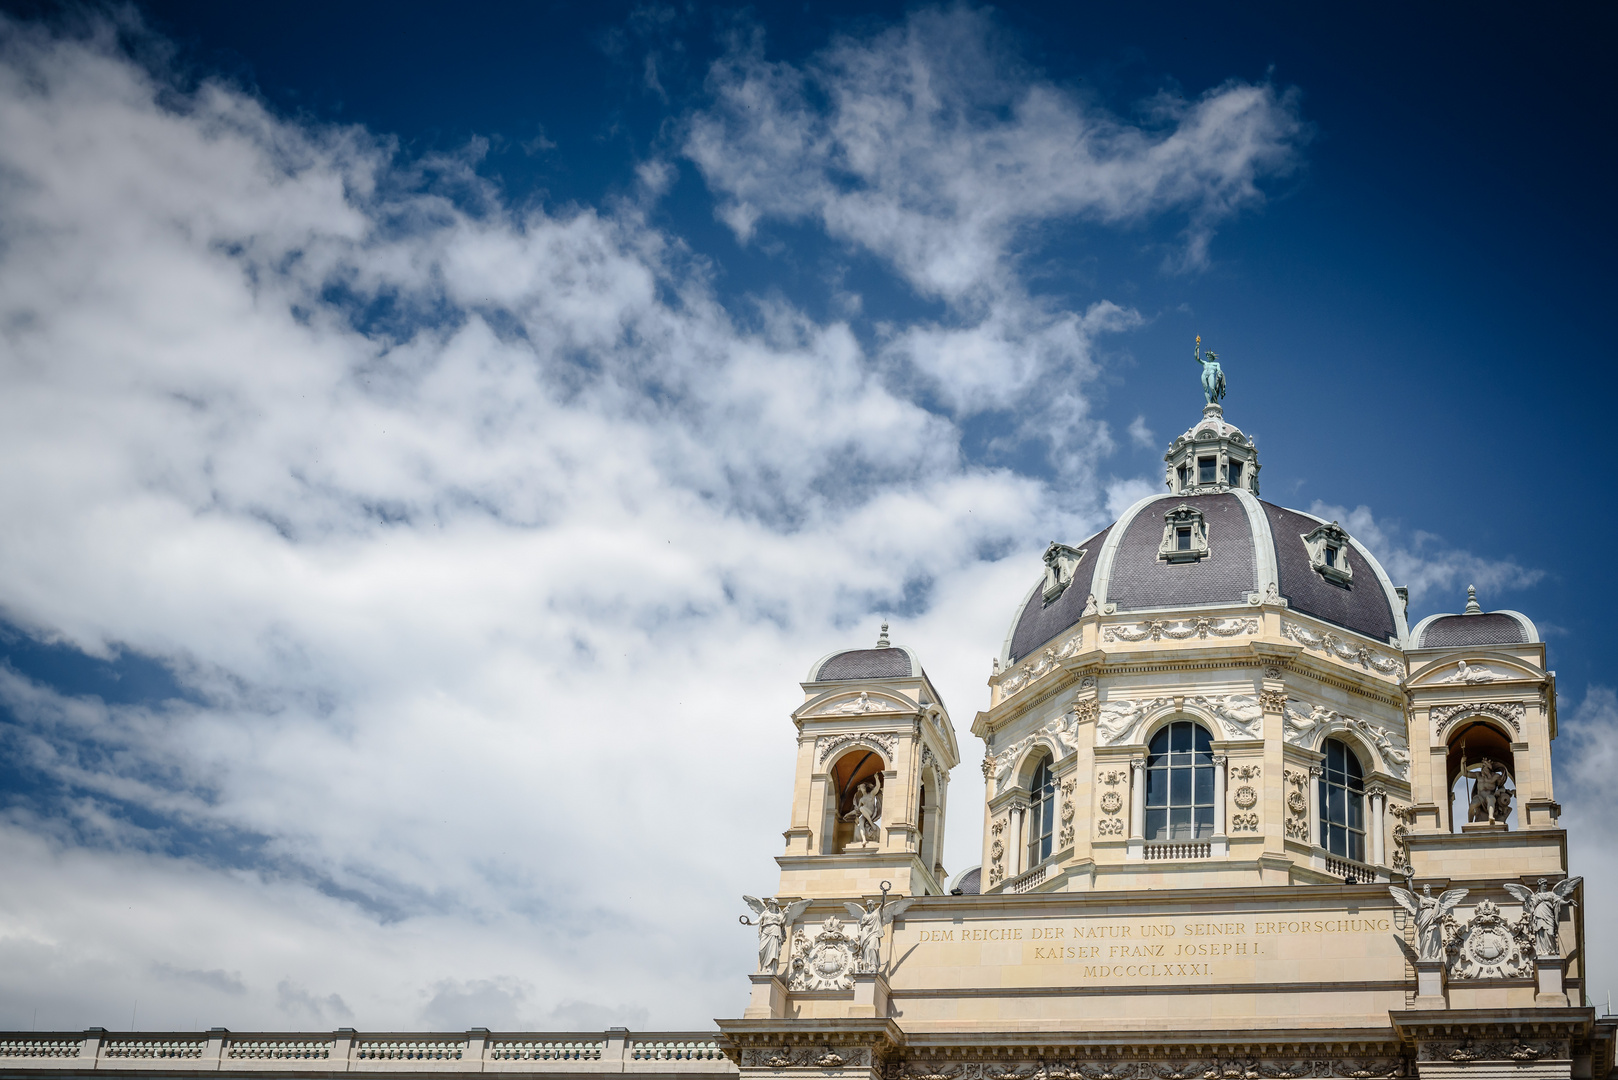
[809,623,921,682]
[1002,489,1409,664]
[1410,585,1538,648]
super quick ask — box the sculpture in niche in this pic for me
[1459,748,1512,825]
[742,896,811,973]
[1503,877,1582,958]
[1194,334,1226,405]
[1388,884,1468,962]
[844,896,917,973]
[843,774,883,844]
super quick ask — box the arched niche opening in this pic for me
[1446,720,1518,831]
[1145,719,1215,841]
[827,747,887,853]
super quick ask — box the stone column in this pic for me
[1367,787,1386,866]
[1308,765,1323,850]
[1010,802,1027,876]
[1128,755,1146,861]
[1130,757,1147,839]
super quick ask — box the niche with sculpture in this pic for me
[1446,720,1517,831]
[826,748,886,853]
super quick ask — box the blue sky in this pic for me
[0,0,1613,1031]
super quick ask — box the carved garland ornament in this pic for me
[1431,701,1524,737]
[1102,617,1258,643]
[1416,1041,1567,1064]
[744,1046,871,1069]
[817,732,898,763]
[1281,621,1404,677]
[997,631,1084,699]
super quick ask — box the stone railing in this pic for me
[1323,853,1384,883]
[1007,863,1056,893]
[0,1031,735,1075]
[1143,841,1211,861]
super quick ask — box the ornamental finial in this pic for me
[1464,585,1482,615]
[875,622,891,648]
[1194,335,1226,406]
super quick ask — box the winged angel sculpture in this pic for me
[743,896,812,973]
[1503,877,1582,958]
[1388,884,1468,961]
[845,896,918,973]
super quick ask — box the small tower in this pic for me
[1163,403,1261,495]
[776,624,960,898]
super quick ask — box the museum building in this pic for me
[1,389,1610,1080]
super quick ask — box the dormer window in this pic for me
[1198,457,1216,485]
[1228,461,1243,488]
[1177,465,1188,490]
[1040,542,1087,603]
[1301,521,1355,586]
[1159,504,1210,563]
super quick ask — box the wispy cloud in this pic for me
[1306,501,1542,611]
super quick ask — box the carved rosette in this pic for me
[1058,778,1077,848]
[1283,769,1309,841]
[1096,769,1125,837]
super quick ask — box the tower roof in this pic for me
[1410,585,1538,648]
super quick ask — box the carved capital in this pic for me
[1260,688,1288,712]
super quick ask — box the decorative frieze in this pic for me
[818,732,898,764]
[1431,701,1524,737]
[1281,621,1404,677]
[1282,769,1309,841]
[1102,617,1258,644]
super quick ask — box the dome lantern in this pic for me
[1163,402,1260,496]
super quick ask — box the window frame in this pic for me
[1026,755,1057,867]
[1318,737,1367,861]
[1144,721,1216,841]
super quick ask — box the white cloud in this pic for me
[1554,685,1618,1009]
[0,9,1309,1033]
[1306,501,1542,611]
[1127,415,1156,449]
[684,8,1306,296]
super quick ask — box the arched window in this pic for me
[1145,721,1214,840]
[1319,738,1365,860]
[1026,756,1056,866]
